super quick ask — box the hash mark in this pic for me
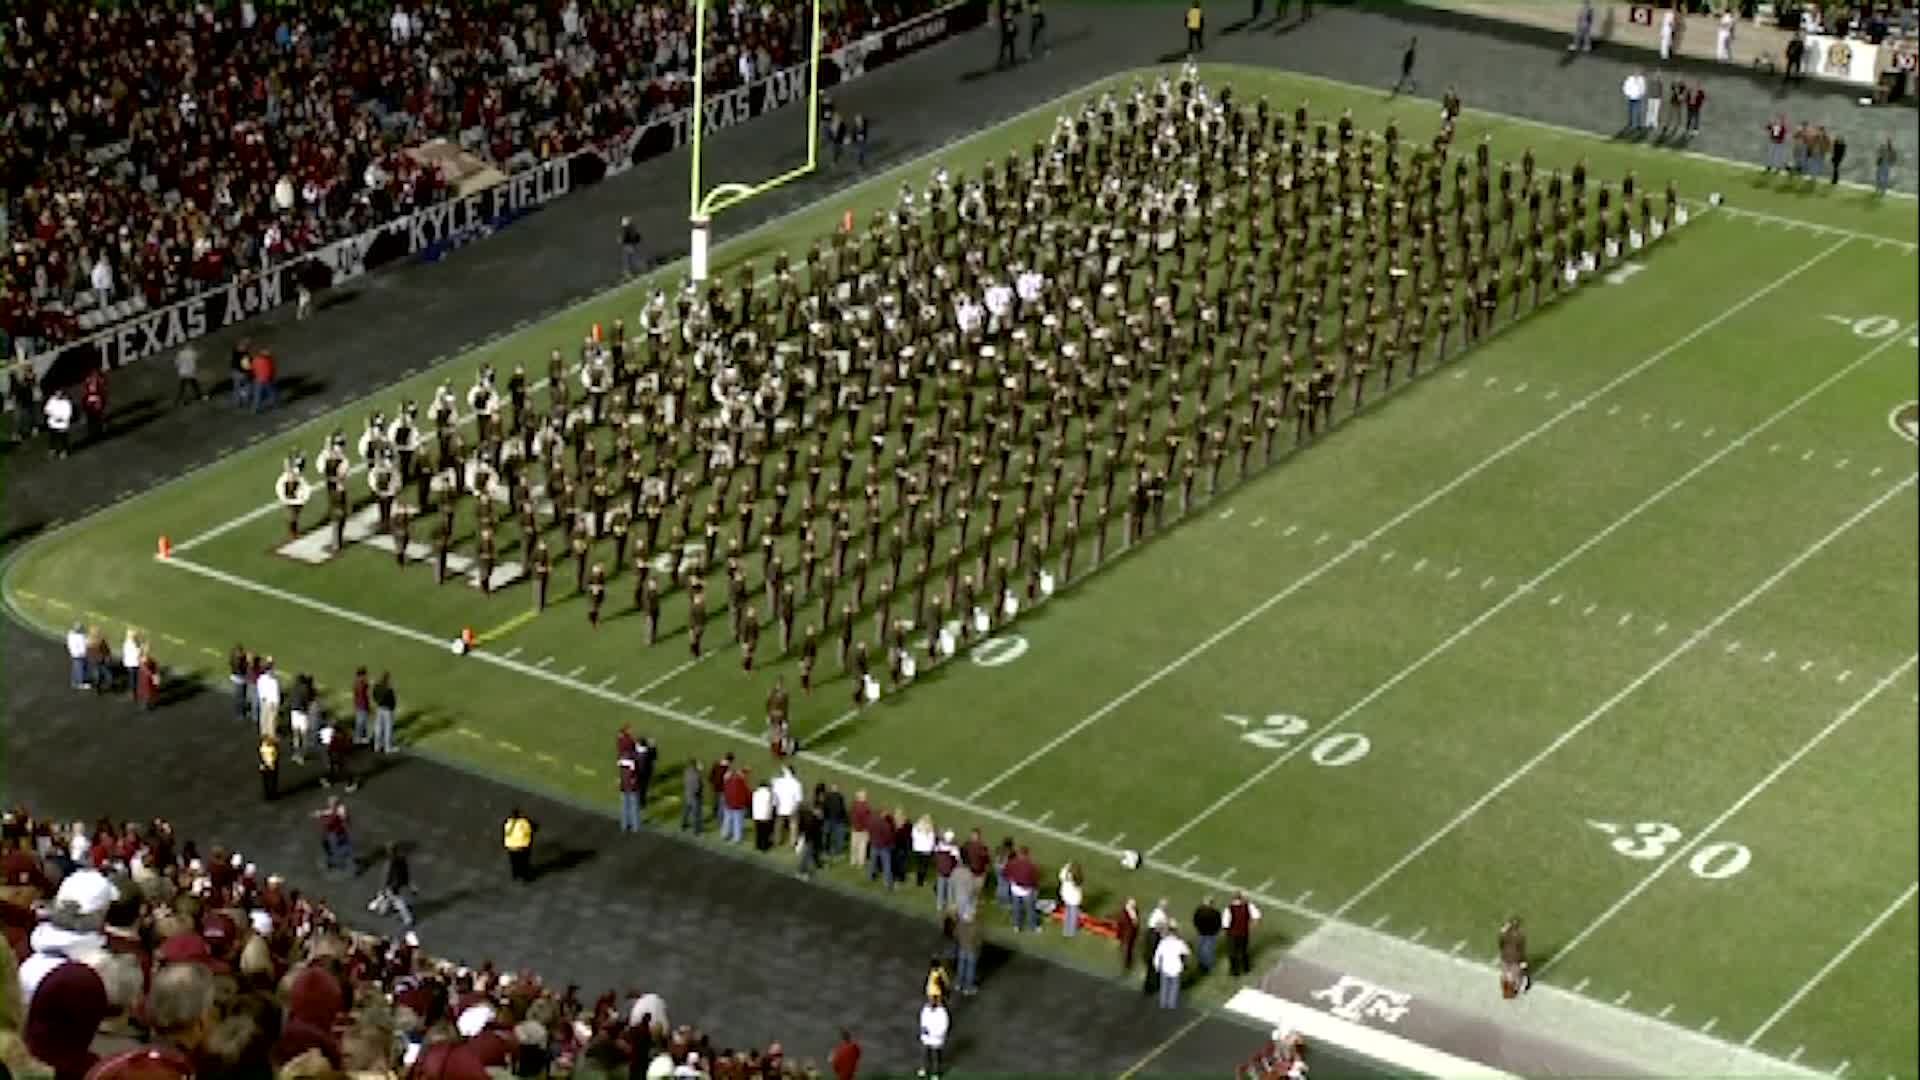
[932,777,949,790]
[1480,575,1496,589]
[1669,419,1685,431]
[1871,466,1884,477]
[1072,821,1089,835]
[1219,508,1237,521]
[565,665,587,678]
[1380,550,1396,563]
[1618,612,1633,627]
[1572,977,1591,993]
[1837,669,1854,683]
[1314,531,1332,545]
[1412,558,1428,572]
[1800,660,1815,673]
[1296,889,1315,904]
[1453,370,1469,380]
[1035,809,1053,825]
[863,756,881,769]
[1582,602,1598,616]
[1446,566,1462,580]
[831,746,848,759]
[661,696,681,708]
[496,739,524,754]
[1835,458,1850,469]
[1513,382,1530,393]
[1110,833,1128,848]
[598,674,619,689]
[1725,640,1742,654]
[898,767,917,781]
[1762,650,1777,663]
[1450,940,1467,955]
[1250,516,1268,528]
[1371,914,1390,929]
[1641,412,1653,423]
[695,705,714,718]
[1770,443,1783,454]
[1802,449,1816,462]
[1700,1018,1718,1035]
[1833,1060,1850,1077]
[1657,1003,1674,1019]
[1484,376,1500,388]
[1702,427,1716,438]
[1607,404,1621,416]
[1788,1047,1804,1064]
[1221,866,1238,880]
[1614,990,1633,1005]
[1282,524,1299,537]
[1549,593,1564,606]
[536,656,555,668]
[1654,621,1668,635]
[1002,799,1020,812]
[1179,855,1197,870]
[1544,389,1560,400]
[1256,877,1275,893]
[728,716,745,728]
[502,646,522,659]
[1410,926,1427,942]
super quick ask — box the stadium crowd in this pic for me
[0,0,941,360]
[0,806,856,1079]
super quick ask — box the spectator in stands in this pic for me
[25,961,111,1078]
[830,1029,861,1080]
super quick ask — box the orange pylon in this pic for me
[156,535,172,559]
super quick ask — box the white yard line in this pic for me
[964,239,1849,802]
[1745,881,1920,1047]
[1327,471,1918,920]
[1145,325,1907,858]
[1543,654,1917,974]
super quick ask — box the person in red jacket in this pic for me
[1116,897,1141,971]
[251,348,277,412]
[707,753,732,829]
[721,765,751,844]
[867,810,896,888]
[80,365,109,444]
[135,650,162,711]
[829,1029,861,1080]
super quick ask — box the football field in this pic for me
[7,64,1917,1076]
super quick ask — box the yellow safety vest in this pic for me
[1186,7,1202,29]
[504,817,533,850]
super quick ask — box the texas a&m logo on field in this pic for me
[1310,975,1415,1026]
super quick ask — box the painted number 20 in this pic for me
[1223,714,1371,766]
[1824,313,1915,347]
[1586,819,1752,880]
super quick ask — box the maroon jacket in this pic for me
[961,838,990,876]
[850,797,871,833]
[722,771,751,811]
[1004,853,1038,891]
[869,814,896,849]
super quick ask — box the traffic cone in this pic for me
[840,209,854,234]
[156,535,172,559]
[461,627,476,649]
[591,322,603,344]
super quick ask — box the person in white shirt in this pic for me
[909,815,937,886]
[66,623,89,689]
[255,662,282,741]
[1659,8,1676,59]
[918,996,950,1079]
[120,628,142,698]
[1058,862,1084,936]
[750,782,775,851]
[1621,71,1646,132]
[89,255,114,310]
[43,389,73,457]
[1152,923,1191,1008]
[390,5,412,43]
[1716,10,1735,62]
[770,766,804,845]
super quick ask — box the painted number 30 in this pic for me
[1222,713,1372,766]
[1586,819,1752,880]
[1824,313,1917,347]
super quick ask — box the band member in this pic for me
[532,540,552,611]
[368,450,402,531]
[1499,915,1530,998]
[800,625,819,692]
[688,584,707,658]
[432,515,452,584]
[741,607,761,671]
[389,401,422,480]
[477,526,498,595]
[276,455,314,539]
[587,563,607,627]
[391,503,414,566]
[767,676,792,756]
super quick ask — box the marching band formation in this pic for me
[271,66,1680,714]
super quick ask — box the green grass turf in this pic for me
[8,64,1917,1074]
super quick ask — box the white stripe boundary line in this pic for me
[1543,653,1918,974]
[1147,317,1915,858]
[1327,469,1919,921]
[968,235,1850,802]
[1745,881,1920,1047]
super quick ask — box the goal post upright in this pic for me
[688,0,826,283]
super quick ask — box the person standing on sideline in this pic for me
[1715,8,1735,62]
[1684,82,1706,137]
[258,734,280,801]
[1392,36,1417,95]
[1784,31,1805,83]
[849,790,872,868]
[230,340,253,407]
[617,727,643,833]
[750,777,775,851]
[1028,0,1047,56]
[1185,0,1205,54]
[681,758,704,832]
[1874,136,1898,195]
[823,784,849,856]
[1058,861,1083,936]
[721,763,750,843]
[1830,131,1848,184]
[1621,71,1646,133]
[1192,897,1224,974]
[830,1030,861,1080]
[852,115,869,167]
[620,217,645,275]
[503,807,535,883]
[996,1,1017,68]
[1569,0,1595,51]
[43,387,73,458]
[772,765,804,846]
[1152,923,1191,1008]
[374,843,416,928]
[1499,915,1530,997]
[351,667,371,745]
[918,994,951,1079]
[250,347,277,412]
[314,796,353,875]
[1117,897,1141,970]
[1763,114,1788,172]
[1226,891,1262,975]
[954,909,982,994]
[1004,846,1039,931]
[1644,69,1664,135]
[371,672,397,753]
[67,623,90,688]
[255,659,282,742]
[708,754,732,828]
[174,345,203,405]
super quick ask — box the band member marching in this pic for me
[468,365,502,443]
[389,401,423,485]
[767,676,793,757]
[276,455,314,539]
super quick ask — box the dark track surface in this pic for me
[7,2,1904,1073]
